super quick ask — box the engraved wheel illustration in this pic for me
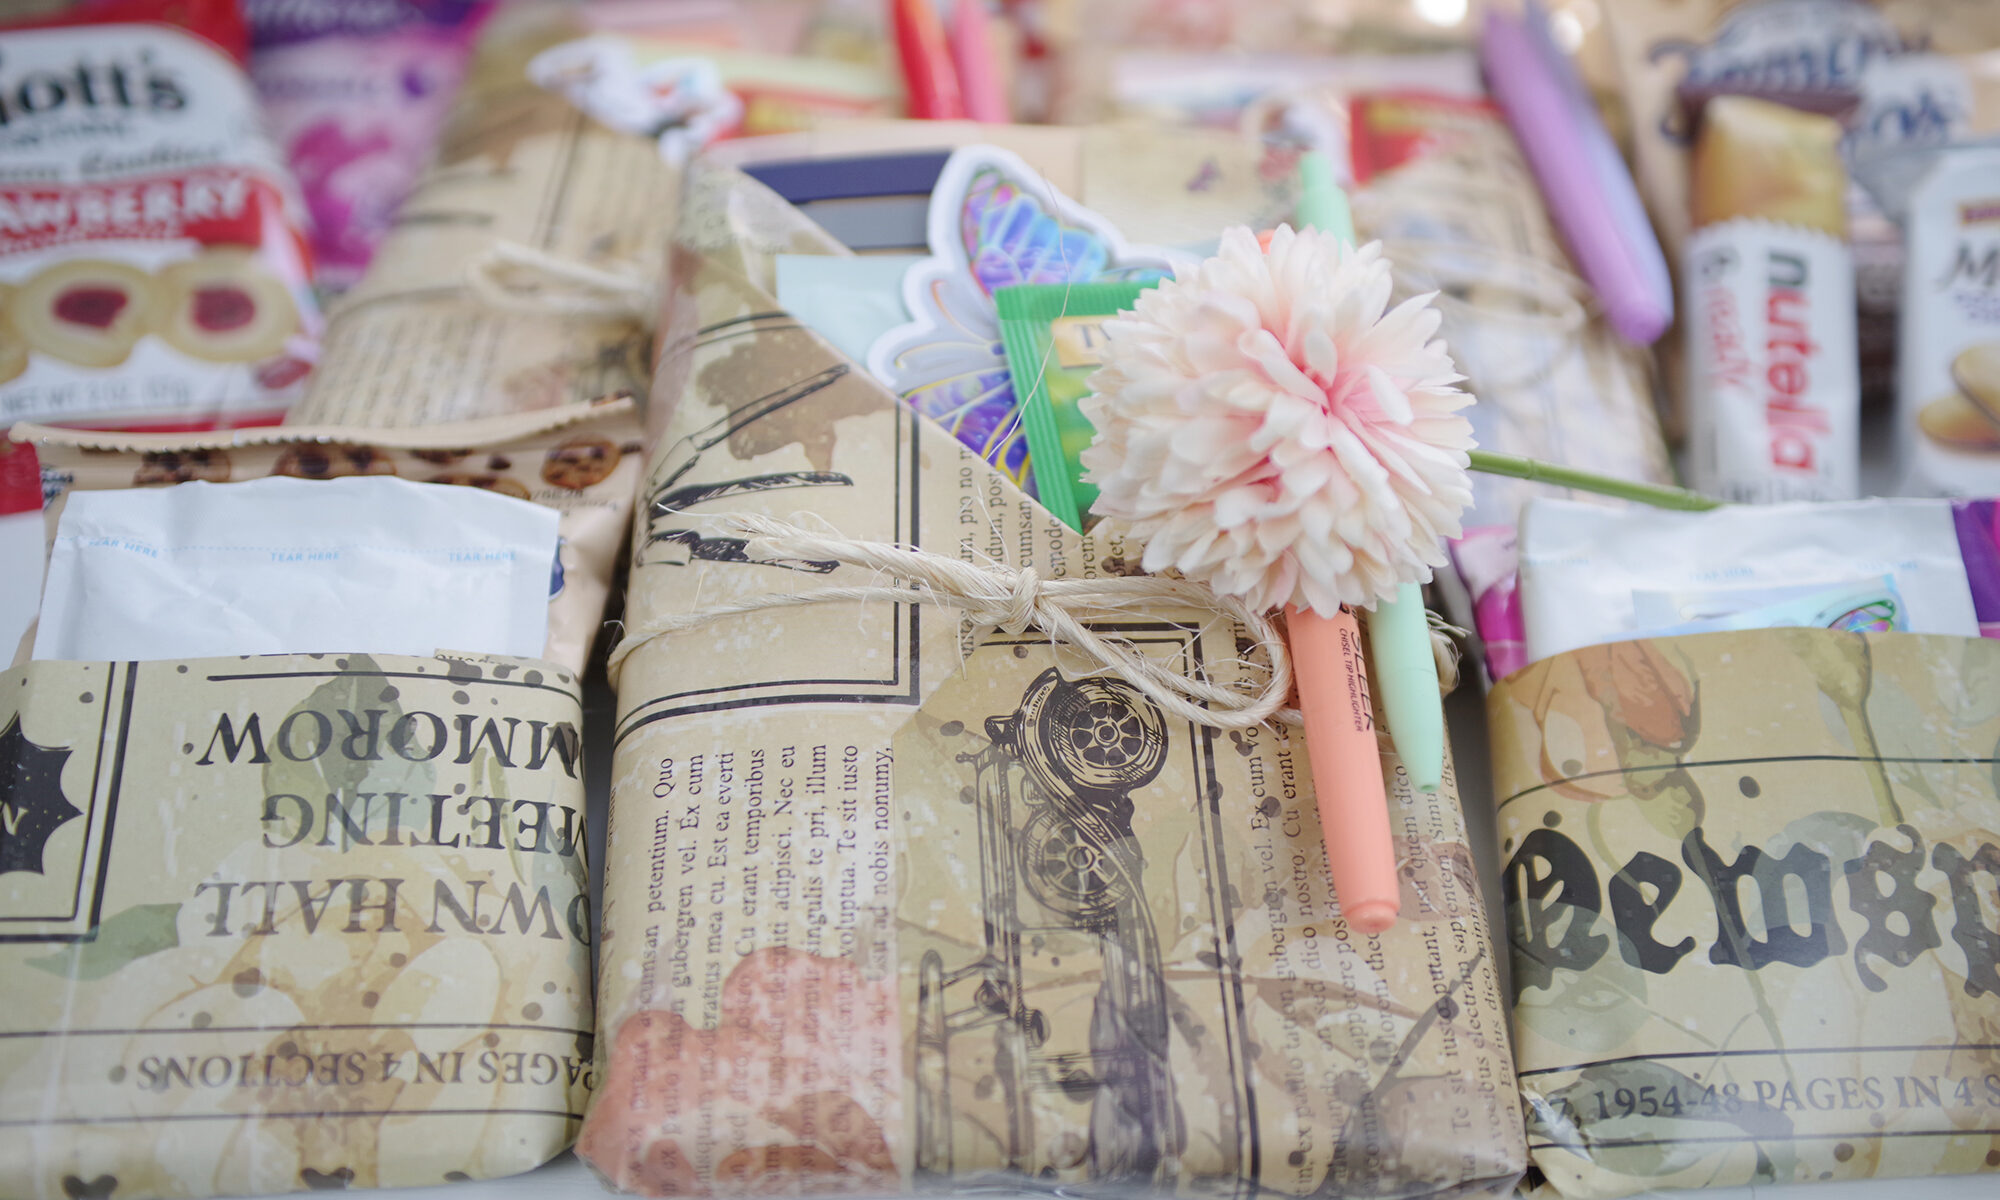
[1021,809,1129,919]
[1025,677,1168,793]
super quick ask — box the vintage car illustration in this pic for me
[916,667,1183,1186]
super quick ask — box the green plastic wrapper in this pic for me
[994,282,1153,532]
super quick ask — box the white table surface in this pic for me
[340,677,1995,1200]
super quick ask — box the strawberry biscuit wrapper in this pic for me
[0,0,320,432]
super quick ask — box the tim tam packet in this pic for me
[573,156,1526,1198]
[12,396,642,672]
[1490,628,2000,1198]
[0,651,593,1198]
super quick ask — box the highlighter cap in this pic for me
[1691,95,1849,239]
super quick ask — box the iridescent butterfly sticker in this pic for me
[1826,598,1900,634]
[867,145,1184,497]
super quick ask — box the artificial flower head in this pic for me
[1079,224,1475,617]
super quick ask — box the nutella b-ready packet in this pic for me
[1684,95,1860,503]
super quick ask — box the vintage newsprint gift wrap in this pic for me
[575,156,1526,1197]
[15,397,642,673]
[1492,628,2000,1198]
[0,652,593,1198]
[286,1,676,427]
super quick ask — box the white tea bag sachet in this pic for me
[1517,496,1980,665]
[34,476,559,662]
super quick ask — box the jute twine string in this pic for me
[606,514,1305,730]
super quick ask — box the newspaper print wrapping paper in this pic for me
[0,652,594,1199]
[287,1,675,427]
[576,158,1526,1198]
[1490,629,2000,1199]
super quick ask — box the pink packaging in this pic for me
[248,0,491,292]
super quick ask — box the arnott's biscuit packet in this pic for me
[0,651,594,1198]
[574,149,1525,1198]
[13,396,642,672]
[1492,628,2000,1198]
[0,0,321,430]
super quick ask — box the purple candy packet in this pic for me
[247,0,492,291]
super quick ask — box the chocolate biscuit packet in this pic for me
[1494,628,2000,1198]
[14,397,642,672]
[0,651,593,1198]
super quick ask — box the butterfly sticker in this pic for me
[867,145,1184,497]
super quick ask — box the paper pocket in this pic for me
[0,652,593,1198]
[1490,627,2000,1198]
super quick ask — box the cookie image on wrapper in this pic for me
[428,473,531,500]
[10,260,157,369]
[134,449,232,485]
[153,250,301,364]
[541,436,621,490]
[1951,342,2000,423]
[0,285,26,384]
[1917,392,2000,450]
[273,444,397,479]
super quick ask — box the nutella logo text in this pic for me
[1764,251,1826,473]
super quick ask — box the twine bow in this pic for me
[606,514,1306,731]
[465,240,658,323]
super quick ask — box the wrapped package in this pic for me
[1493,627,2000,1198]
[573,147,1525,1198]
[247,0,495,293]
[1603,0,2000,406]
[15,397,643,673]
[0,0,321,430]
[0,650,594,1198]
[286,1,677,427]
[1335,92,1674,682]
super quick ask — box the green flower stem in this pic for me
[1468,450,1722,512]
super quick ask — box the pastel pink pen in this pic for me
[949,0,1007,123]
[1287,604,1398,934]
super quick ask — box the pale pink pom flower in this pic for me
[1079,224,1475,618]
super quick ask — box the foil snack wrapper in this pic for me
[576,152,1527,1197]
[1492,629,2000,1198]
[0,652,595,1198]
